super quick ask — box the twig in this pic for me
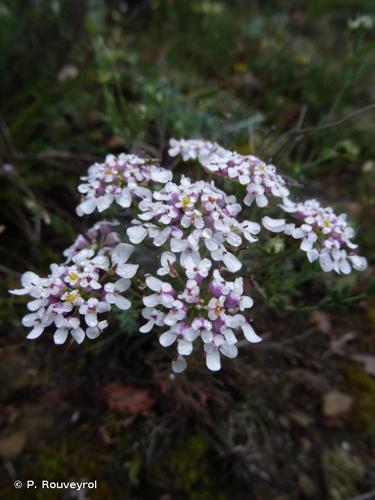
[291,103,375,135]
[349,489,375,500]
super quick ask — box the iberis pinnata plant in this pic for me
[10,140,368,373]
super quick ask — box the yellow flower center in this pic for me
[65,292,78,303]
[323,220,331,228]
[69,271,78,282]
[182,196,191,208]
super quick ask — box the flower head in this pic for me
[127,175,260,273]
[169,138,289,207]
[141,257,261,373]
[76,153,172,216]
[262,199,367,274]
[9,243,138,344]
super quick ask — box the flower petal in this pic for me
[172,356,187,373]
[242,323,262,343]
[27,324,44,340]
[114,295,131,310]
[53,328,68,344]
[205,349,221,371]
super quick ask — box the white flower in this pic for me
[180,252,211,280]
[104,279,132,310]
[143,276,175,308]
[112,243,139,279]
[140,308,165,333]
[157,251,177,276]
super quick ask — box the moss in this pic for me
[345,362,375,446]
[150,433,226,499]
[23,437,113,500]
[323,446,365,500]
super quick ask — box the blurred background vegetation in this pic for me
[0,1,374,499]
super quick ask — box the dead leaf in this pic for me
[0,431,26,460]
[309,311,331,334]
[103,382,155,415]
[323,391,352,418]
[352,354,375,377]
[290,411,314,428]
[323,331,356,359]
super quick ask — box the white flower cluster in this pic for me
[127,175,261,273]
[10,243,138,344]
[169,138,367,275]
[262,199,367,274]
[76,153,172,216]
[10,140,368,374]
[169,138,289,207]
[141,258,261,373]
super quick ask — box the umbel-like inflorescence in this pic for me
[10,241,138,344]
[169,138,367,275]
[126,175,260,273]
[10,144,368,373]
[142,263,261,372]
[76,153,172,216]
[262,199,368,274]
[169,138,290,207]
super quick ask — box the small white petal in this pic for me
[172,356,187,373]
[27,324,44,340]
[223,252,242,273]
[127,225,148,244]
[177,339,193,356]
[85,312,98,327]
[256,194,268,207]
[27,299,43,311]
[262,216,286,233]
[143,294,161,307]
[242,323,262,343]
[53,328,68,344]
[22,313,37,327]
[319,252,333,272]
[140,320,154,333]
[240,296,253,309]
[220,343,238,358]
[339,258,351,275]
[22,271,40,287]
[349,255,367,271]
[97,194,114,212]
[159,330,177,347]
[206,350,221,371]
[71,327,85,344]
[114,295,131,310]
[112,243,134,265]
[307,249,319,262]
[145,276,164,292]
[86,327,101,339]
[115,278,131,292]
[116,263,139,279]
[78,198,97,215]
[150,167,173,183]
